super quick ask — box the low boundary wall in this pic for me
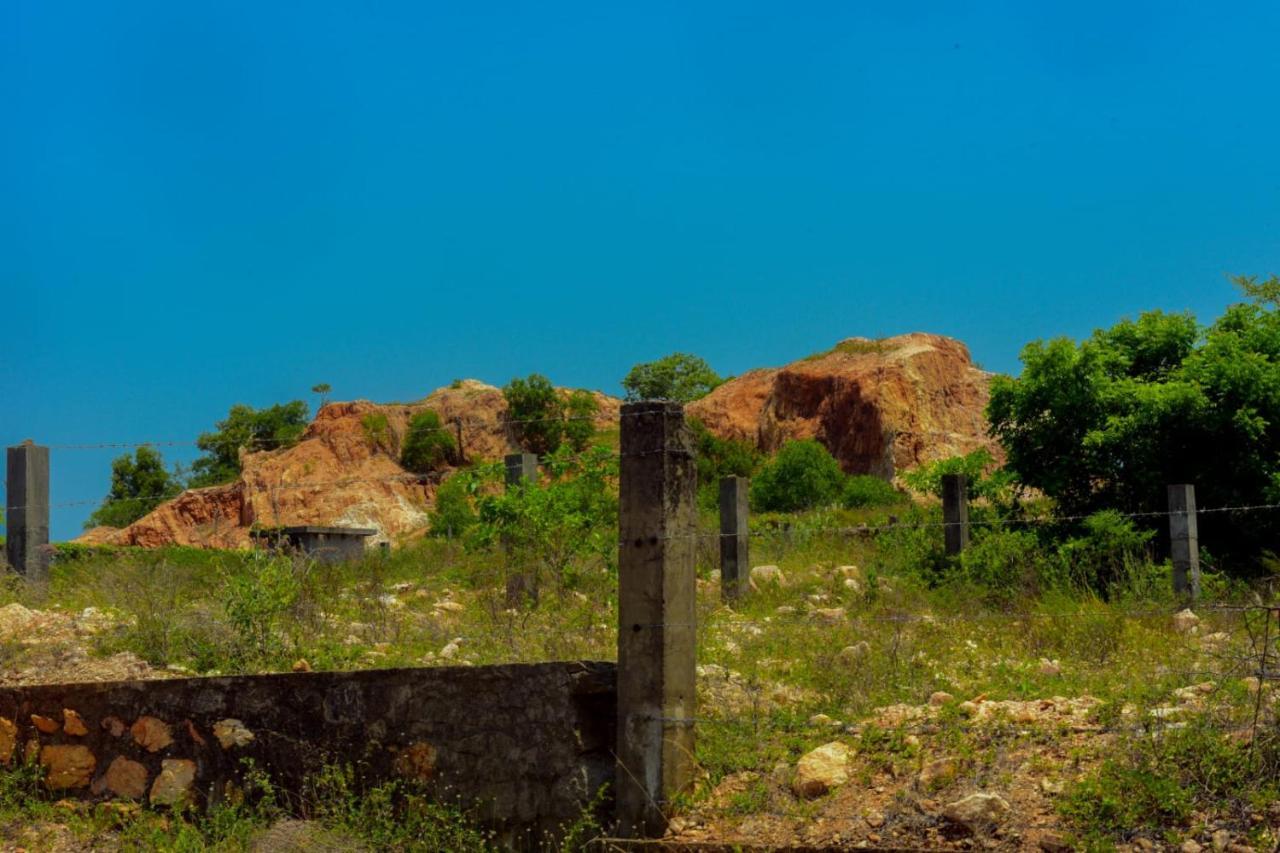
[0,661,616,846]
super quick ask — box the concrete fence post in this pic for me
[719,476,749,602]
[5,441,50,580]
[616,401,697,838]
[503,453,540,605]
[1168,484,1201,601]
[942,473,970,556]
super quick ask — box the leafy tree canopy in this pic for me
[85,446,183,529]
[988,276,1280,563]
[189,401,310,488]
[503,375,598,455]
[622,353,723,402]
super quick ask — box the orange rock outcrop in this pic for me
[688,333,996,477]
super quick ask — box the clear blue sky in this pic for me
[3,1,1279,538]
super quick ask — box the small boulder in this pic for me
[291,659,312,673]
[812,607,846,625]
[749,565,786,589]
[1173,609,1200,633]
[792,741,851,798]
[1038,659,1062,677]
[103,756,149,799]
[213,719,255,749]
[929,691,955,706]
[918,758,957,789]
[836,642,871,668]
[943,792,1011,828]
[39,745,96,790]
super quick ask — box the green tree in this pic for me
[85,446,183,529]
[622,353,723,402]
[750,439,847,512]
[563,390,600,452]
[988,276,1280,565]
[311,383,332,407]
[190,402,310,487]
[504,374,565,455]
[400,410,457,474]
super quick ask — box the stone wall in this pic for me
[0,661,616,848]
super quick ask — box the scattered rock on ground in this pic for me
[792,741,851,798]
[942,792,1011,829]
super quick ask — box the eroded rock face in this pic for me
[688,333,997,478]
[40,744,96,789]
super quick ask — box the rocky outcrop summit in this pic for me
[78,333,993,550]
[688,333,996,477]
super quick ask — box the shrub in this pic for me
[191,401,310,487]
[841,475,906,509]
[504,374,565,455]
[1057,510,1156,593]
[563,390,599,452]
[956,529,1049,604]
[360,412,395,455]
[622,353,723,402]
[86,446,182,529]
[400,410,456,474]
[901,448,1013,503]
[750,440,846,512]
[429,472,477,538]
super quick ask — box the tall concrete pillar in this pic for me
[6,442,50,579]
[719,476,749,602]
[616,401,697,838]
[942,473,969,556]
[503,453,540,606]
[1168,484,1201,601]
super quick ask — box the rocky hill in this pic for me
[689,332,997,478]
[79,333,994,549]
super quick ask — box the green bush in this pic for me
[1057,510,1156,593]
[750,440,846,512]
[563,390,599,452]
[85,446,182,529]
[956,529,1049,604]
[400,410,456,474]
[841,475,905,509]
[901,448,1013,503]
[360,412,395,454]
[429,472,477,538]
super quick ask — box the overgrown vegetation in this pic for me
[400,410,455,474]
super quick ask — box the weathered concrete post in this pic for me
[616,401,697,838]
[942,473,969,556]
[1168,484,1201,601]
[503,453,540,605]
[504,453,538,488]
[719,475,748,602]
[5,441,50,579]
